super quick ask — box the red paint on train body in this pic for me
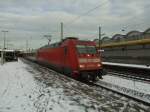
[36,37,105,81]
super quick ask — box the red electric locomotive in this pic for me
[36,37,105,81]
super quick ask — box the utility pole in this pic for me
[99,26,101,49]
[61,22,63,41]
[1,30,8,65]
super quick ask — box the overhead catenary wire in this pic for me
[65,0,109,27]
[119,4,150,32]
[65,0,150,38]
[64,0,109,40]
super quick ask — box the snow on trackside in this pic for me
[103,62,150,69]
[102,75,150,94]
[0,60,87,112]
[0,59,150,112]
[0,60,37,112]
[98,75,150,104]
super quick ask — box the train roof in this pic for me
[39,37,95,49]
[62,37,78,41]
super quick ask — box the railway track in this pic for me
[103,63,150,83]
[107,70,150,83]
[94,81,150,106]
[22,58,150,107]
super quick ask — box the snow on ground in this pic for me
[103,62,150,69]
[0,60,38,112]
[0,60,86,112]
[102,75,150,95]
[0,59,150,112]
[98,75,150,104]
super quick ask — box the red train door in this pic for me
[62,46,67,73]
[62,46,72,75]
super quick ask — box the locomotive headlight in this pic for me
[79,64,85,68]
[97,63,101,67]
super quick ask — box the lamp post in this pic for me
[2,30,8,50]
[1,30,8,64]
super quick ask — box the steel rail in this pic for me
[22,57,150,106]
[92,82,150,106]
[103,63,150,82]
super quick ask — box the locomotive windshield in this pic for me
[76,45,97,54]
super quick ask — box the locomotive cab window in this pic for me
[86,46,97,54]
[76,45,97,54]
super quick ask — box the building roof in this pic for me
[144,28,150,34]
[112,34,125,40]
[126,30,142,37]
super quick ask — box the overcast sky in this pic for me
[0,0,150,49]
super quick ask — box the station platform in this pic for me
[103,62,150,70]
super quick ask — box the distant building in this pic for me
[143,28,150,39]
[101,36,111,44]
[126,31,142,41]
[111,34,125,42]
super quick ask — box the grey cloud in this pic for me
[0,0,149,49]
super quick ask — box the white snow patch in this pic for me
[103,75,150,94]
[0,59,94,112]
[0,60,38,112]
[103,62,150,69]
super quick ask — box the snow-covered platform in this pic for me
[102,75,150,94]
[0,59,150,112]
[103,62,150,70]
[98,75,150,104]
